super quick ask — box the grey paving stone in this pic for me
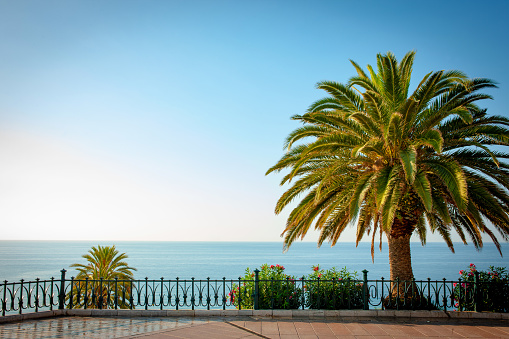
[166,309,194,317]
[90,309,118,316]
[237,309,253,316]
[272,310,292,318]
[252,309,272,317]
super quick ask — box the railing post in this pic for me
[84,278,89,309]
[50,277,55,310]
[58,269,66,310]
[427,278,431,310]
[35,278,40,313]
[2,280,7,316]
[69,277,74,309]
[145,277,148,310]
[238,277,242,310]
[98,278,104,309]
[301,276,305,310]
[19,279,24,314]
[222,277,226,310]
[362,270,369,310]
[474,271,481,312]
[442,278,447,312]
[380,277,385,310]
[191,278,195,311]
[317,276,321,309]
[254,269,260,310]
[160,277,164,310]
[206,277,211,310]
[115,278,119,310]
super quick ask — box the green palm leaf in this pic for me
[267,51,509,281]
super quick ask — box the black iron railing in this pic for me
[2,269,508,316]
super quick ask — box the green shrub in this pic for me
[305,265,363,309]
[230,264,302,309]
[453,264,509,312]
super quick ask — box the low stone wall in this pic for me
[1,309,508,324]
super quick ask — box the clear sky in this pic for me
[0,0,508,242]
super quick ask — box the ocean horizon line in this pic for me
[1,239,494,244]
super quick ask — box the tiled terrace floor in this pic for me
[0,316,508,338]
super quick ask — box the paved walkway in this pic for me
[0,316,508,338]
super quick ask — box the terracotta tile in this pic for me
[136,334,175,338]
[376,323,408,337]
[469,325,507,338]
[297,335,319,339]
[327,322,353,336]
[360,323,389,336]
[343,323,370,336]
[261,321,280,335]
[228,320,245,328]
[449,325,486,338]
[310,322,335,335]
[241,320,262,334]
[396,324,429,337]
[412,324,450,337]
[293,322,315,335]
[277,322,297,335]
[480,326,509,337]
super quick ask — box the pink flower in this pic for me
[453,283,457,287]
[318,273,322,278]
[470,263,475,267]
[270,265,275,269]
[455,302,459,307]
[313,266,319,272]
[459,270,464,274]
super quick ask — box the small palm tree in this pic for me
[68,245,137,309]
[267,51,509,285]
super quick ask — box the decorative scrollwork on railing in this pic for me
[2,272,508,316]
[1,278,60,316]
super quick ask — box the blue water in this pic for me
[0,241,507,283]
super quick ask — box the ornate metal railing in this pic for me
[2,269,508,316]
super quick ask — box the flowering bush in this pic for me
[453,264,509,312]
[305,265,363,309]
[230,264,302,309]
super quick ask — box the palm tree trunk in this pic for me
[387,205,417,297]
[388,233,414,282]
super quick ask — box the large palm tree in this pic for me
[69,245,137,309]
[267,51,509,283]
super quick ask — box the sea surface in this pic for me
[0,241,508,283]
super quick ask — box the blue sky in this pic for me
[0,0,508,242]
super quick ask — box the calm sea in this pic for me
[0,241,507,283]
